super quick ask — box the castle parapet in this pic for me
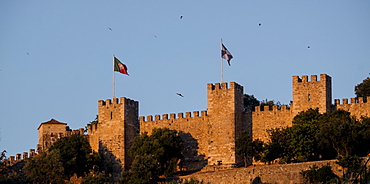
[23,152,28,159]
[207,82,243,91]
[9,156,15,164]
[5,149,37,166]
[98,97,138,107]
[334,96,370,105]
[252,105,290,112]
[88,124,98,133]
[293,74,330,83]
[30,149,35,157]
[16,154,21,160]
[140,110,208,122]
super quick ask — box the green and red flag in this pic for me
[114,57,129,75]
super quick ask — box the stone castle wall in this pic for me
[3,149,36,166]
[180,159,345,184]
[335,96,370,119]
[251,105,293,141]
[292,74,332,115]
[36,73,370,173]
[140,82,246,168]
[88,97,139,171]
[140,111,209,170]
[37,119,84,152]
[206,82,245,166]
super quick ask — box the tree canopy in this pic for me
[48,134,98,178]
[263,108,370,164]
[24,150,65,183]
[122,128,183,183]
[355,77,370,98]
[243,94,260,110]
[236,131,264,166]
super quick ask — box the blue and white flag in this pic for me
[221,43,233,66]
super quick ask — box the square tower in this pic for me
[292,74,332,115]
[207,82,244,166]
[88,97,139,172]
[37,119,67,152]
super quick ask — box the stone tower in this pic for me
[292,74,332,115]
[37,119,84,152]
[207,82,244,166]
[88,97,139,172]
[37,119,67,152]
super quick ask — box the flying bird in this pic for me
[180,15,183,19]
[26,52,29,55]
[154,35,157,38]
[308,45,310,48]
[108,27,113,31]
[259,23,261,26]
[176,93,184,97]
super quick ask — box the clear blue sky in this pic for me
[1,1,369,157]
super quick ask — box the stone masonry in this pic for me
[88,97,139,171]
[37,73,370,172]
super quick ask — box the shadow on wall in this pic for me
[178,131,207,172]
[251,176,262,184]
[99,142,122,179]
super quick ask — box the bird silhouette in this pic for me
[108,27,112,31]
[259,23,261,26]
[308,45,310,48]
[176,93,184,97]
[180,15,183,19]
[26,52,29,55]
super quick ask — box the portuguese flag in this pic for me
[114,57,129,75]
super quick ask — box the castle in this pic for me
[34,74,370,172]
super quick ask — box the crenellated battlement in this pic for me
[140,110,208,123]
[334,96,369,105]
[251,105,294,142]
[3,149,36,166]
[252,105,290,112]
[335,96,370,120]
[207,82,243,92]
[292,74,332,115]
[292,74,330,83]
[98,97,138,107]
[32,74,370,172]
[87,123,98,133]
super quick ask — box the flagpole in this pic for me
[220,38,224,83]
[112,55,115,99]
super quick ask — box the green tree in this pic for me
[300,164,337,184]
[260,99,278,109]
[124,128,183,183]
[87,115,98,126]
[0,150,27,183]
[236,131,264,166]
[261,128,287,164]
[81,171,110,184]
[357,117,370,155]
[263,109,323,163]
[337,155,361,179]
[0,150,7,177]
[317,110,360,157]
[243,94,260,110]
[286,120,319,162]
[48,134,99,178]
[120,154,160,184]
[292,108,321,125]
[355,77,370,98]
[24,150,65,183]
